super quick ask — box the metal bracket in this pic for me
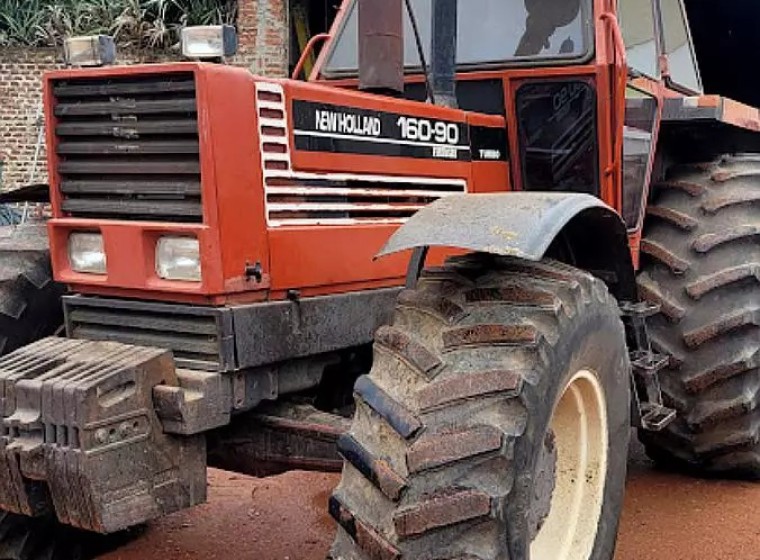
[620,301,677,432]
[405,245,429,289]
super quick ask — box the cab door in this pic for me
[617,0,663,263]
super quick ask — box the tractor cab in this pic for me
[310,0,703,260]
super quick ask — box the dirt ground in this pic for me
[99,440,760,560]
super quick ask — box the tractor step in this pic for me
[620,302,677,432]
[0,337,206,534]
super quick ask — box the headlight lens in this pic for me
[181,25,238,58]
[156,237,201,282]
[69,233,107,274]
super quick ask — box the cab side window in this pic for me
[659,0,702,92]
[618,0,658,78]
[622,88,658,229]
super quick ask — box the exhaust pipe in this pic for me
[430,0,458,108]
[358,0,404,94]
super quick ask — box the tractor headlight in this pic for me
[156,237,201,282]
[181,25,238,58]
[69,233,107,274]
[63,35,116,67]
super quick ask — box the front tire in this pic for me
[329,257,630,560]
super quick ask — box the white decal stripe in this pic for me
[294,129,470,151]
[267,187,461,198]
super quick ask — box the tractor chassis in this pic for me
[0,286,400,533]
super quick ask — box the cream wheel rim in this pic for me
[529,370,609,560]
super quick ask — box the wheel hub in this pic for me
[529,370,609,560]
[529,430,557,541]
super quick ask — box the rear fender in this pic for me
[380,193,637,301]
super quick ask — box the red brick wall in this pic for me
[0,0,289,191]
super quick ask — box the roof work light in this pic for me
[63,35,117,67]
[181,25,238,59]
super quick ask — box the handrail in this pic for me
[291,33,331,80]
[599,11,628,185]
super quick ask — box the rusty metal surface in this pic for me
[153,368,232,436]
[378,192,619,260]
[358,0,404,94]
[231,288,401,370]
[207,403,349,478]
[64,295,235,372]
[0,337,205,534]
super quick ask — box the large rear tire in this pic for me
[0,224,64,356]
[329,257,630,560]
[638,155,760,477]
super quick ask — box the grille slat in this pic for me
[59,159,200,175]
[57,140,200,156]
[57,119,198,137]
[61,179,201,197]
[53,73,202,223]
[54,79,196,98]
[62,198,203,219]
[68,308,218,335]
[72,326,219,356]
[55,98,197,117]
[64,296,232,372]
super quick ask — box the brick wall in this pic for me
[0,0,289,191]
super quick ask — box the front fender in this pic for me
[380,193,616,259]
[379,192,636,300]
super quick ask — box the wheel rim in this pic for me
[529,370,608,560]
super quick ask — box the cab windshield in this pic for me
[321,0,594,77]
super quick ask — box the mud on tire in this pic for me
[0,224,64,356]
[638,155,760,477]
[329,257,630,560]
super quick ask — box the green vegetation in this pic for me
[0,0,237,48]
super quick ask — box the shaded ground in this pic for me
[100,440,760,560]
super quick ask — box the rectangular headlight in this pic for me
[181,25,238,58]
[69,233,107,274]
[156,237,201,282]
[64,35,116,67]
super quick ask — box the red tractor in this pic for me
[0,0,757,558]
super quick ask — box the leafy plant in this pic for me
[0,0,237,48]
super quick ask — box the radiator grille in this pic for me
[255,82,467,227]
[53,73,202,223]
[64,296,233,372]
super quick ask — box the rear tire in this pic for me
[0,512,83,560]
[0,224,64,355]
[329,257,630,560]
[638,155,760,477]
[0,511,141,560]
